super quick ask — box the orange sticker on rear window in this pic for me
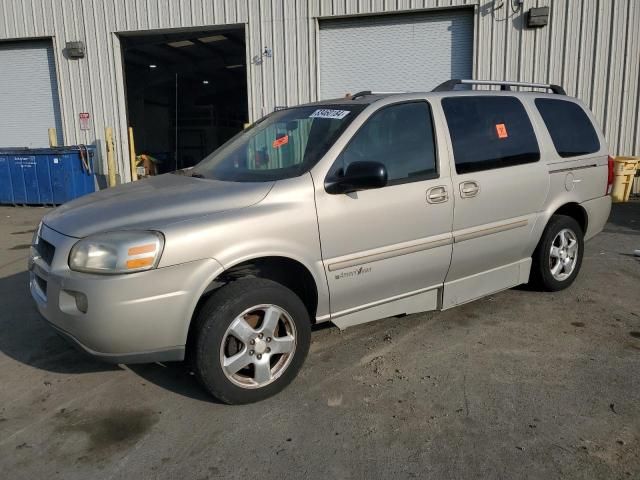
[272,135,289,148]
[495,123,508,139]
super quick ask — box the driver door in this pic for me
[313,101,454,328]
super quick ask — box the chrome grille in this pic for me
[36,237,56,265]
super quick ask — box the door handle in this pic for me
[459,181,480,198]
[426,186,448,204]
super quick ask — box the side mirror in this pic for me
[325,161,388,194]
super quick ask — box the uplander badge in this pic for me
[334,266,372,280]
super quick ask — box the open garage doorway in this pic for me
[121,26,248,174]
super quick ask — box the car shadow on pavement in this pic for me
[606,199,640,233]
[126,362,218,403]
[0,271,120,374]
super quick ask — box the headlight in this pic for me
[69,231,164,274]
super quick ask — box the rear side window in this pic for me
[442,96,540,174]
[535,98,600,158]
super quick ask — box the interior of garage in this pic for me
[121,27,247,174]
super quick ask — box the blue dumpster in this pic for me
[0,146,96,205]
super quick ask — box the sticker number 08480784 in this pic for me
[309,109,351,120]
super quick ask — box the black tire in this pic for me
[192,277,311,404]
[530,214,584,292]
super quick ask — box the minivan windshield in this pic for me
[191,104,364,182]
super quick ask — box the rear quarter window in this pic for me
[535,98,600,158]
[442,96,540,174]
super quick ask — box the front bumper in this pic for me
[30,224,222,364]
[44,320,186,364]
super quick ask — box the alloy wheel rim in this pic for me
[549,228,579,281]
[220,304,297,389]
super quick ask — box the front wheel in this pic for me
[192,278,311,404]
[530,215,584,291]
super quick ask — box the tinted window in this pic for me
[330,102,437,185]
[442,96,540,174]
[535,98,600,157]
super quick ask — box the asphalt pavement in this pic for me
[0,202,638,479]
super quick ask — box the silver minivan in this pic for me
[30,79,612,403]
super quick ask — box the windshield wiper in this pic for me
[172,169,204,178]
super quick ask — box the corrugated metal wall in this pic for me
[0,0,638,181]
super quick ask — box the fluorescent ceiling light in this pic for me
[226,64,243,69]
[167,40,194,48]
[202,80,209,85]
[149,64,157,68]
[199,35,227,43]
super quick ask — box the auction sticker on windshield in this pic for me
[309,109,351,120]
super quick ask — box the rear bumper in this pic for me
[582,195,612,241]
[30,224,223,364]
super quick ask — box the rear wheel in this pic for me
[530,215,584,291]
[192,278,311,404]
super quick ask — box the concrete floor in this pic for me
[0,202,638,480]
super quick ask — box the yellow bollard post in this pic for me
[128,127,138,181]
[105,127,117,187]
[48,128,58,147]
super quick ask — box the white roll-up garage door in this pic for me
[319,10,474,99]
[0,40,63,148]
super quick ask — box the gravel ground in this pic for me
[0,201,638,480]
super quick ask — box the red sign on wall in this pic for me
[79,112,90,131]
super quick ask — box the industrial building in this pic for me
[0,0,638,183]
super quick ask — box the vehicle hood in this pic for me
[43,174,273,238]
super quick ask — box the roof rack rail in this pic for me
[432,79,566,95]
[349,90,405,100]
